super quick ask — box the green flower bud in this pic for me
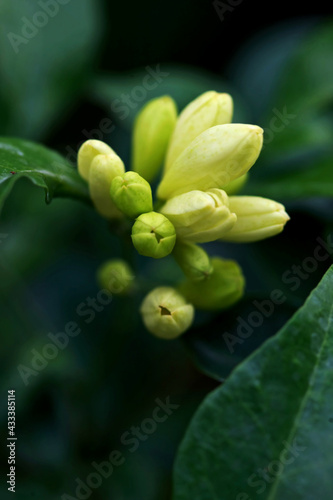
[132,96,177,182]
[221,196,290,242]
[110,171,153,219]
[89,154,125,219]
[179,257,245,311]
[157,124,263,200]
[223,173,248,195]
[131,212,176,259]
[140,286,194,339]
[159,189,236,243]
[165,91,233,171]
[78,139,115,181]
[173,242,213,281]
[97,259,134,295]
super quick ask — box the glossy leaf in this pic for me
[174,265,333,500]
[0,137,90,212]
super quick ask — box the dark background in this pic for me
[100,1,329,71]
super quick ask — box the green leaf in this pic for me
[0,137,90,211]
[0,0,102,140]
[174,265,333,500]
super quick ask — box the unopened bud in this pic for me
[173,242,213,281]
[110,171,153,219]
[221,196,290,242]
[97,259,134,295]
[131,212,176,259]
[89,154,125,219]
[157,124,263,200]
[140,286,194,339]
[165,91,233,170]
[179,257,245,310]
[78,140,115,181]
[160,189,236,243]
[132,96,177,182]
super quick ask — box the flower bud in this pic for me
[97,259,134,295]
[140,286,194,339]
[179,257,245,311]
[78,140,115,181]
[89,154,125,219]
[223,173,248,195]
[159,189,236,243]
[165,91,233,170]
[157,124,263,200]
[221,196,290,242]
[131,212,176,259]
[132,96,177,182]
[110,171,153,218]
[173,242,213,281]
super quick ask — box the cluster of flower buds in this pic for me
[77,92,289,339]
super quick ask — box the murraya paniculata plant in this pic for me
[77,91,290,339]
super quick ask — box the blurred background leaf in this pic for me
[91,65,248,132]
[0,0,102,141]
[237,21,333,200]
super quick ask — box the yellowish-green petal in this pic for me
[132,96,177,182]
[78,139,115,181]
[157,124,263,200]
[89,154,125,219]
[160,189,236,243]
[173,242,213,281]
[131,211,176,259]
[140,286,194,339]
[165,91,233,171]
[179,257,245,311]
[221,196,290,242]
[110,171,153,218]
